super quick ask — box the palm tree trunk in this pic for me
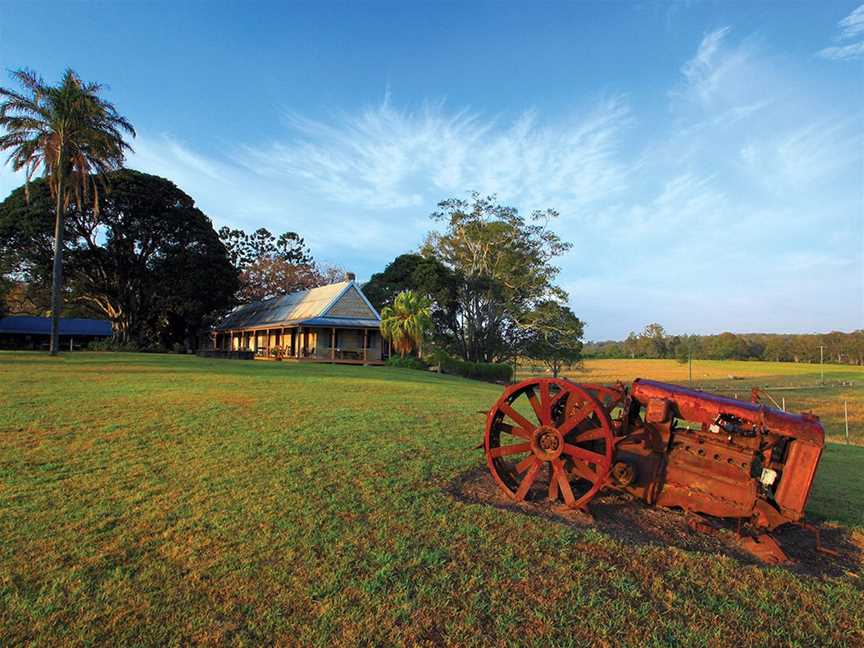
[49,169,64,356]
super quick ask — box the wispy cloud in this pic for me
[3,19,855,339]
[235,95,634,213]
[561,26,863,336]
[818,41,864,60]
[817,4,864,60]
[680,26,731,88]
[838,3,864,39]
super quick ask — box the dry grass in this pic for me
[0,352,862,647]
[519,358,864,445]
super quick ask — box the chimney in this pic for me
[345,271,356,282]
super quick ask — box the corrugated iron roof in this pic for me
[215,281,379,331]
[300,317,381,329]
[0,316,112,336]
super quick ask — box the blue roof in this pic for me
[0,316,112,337]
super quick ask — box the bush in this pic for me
[439,356,513,383]
[386,356,429,370]
[87,339,140,352]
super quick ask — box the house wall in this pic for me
[366,331,382,361]
[310,327,382,360]
[327,287,376,319]
[314,330,330,358]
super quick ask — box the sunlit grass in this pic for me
[1,352,861,646]
[519,358,864,444]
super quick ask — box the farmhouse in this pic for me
[211,274,385,364]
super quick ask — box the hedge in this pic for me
[439,356,513,383]
[385,356,429,370]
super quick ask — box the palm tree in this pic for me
[0,68,135,354]
[380,290,432,358]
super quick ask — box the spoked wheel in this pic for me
[484,378,614,510]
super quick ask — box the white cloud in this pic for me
[839,4,864,40]
[124,94,635,275]
[235,95,633,213]
[560,26,863,338]
[818,41,864,60]
[817,4,864,60]
[681,26,731,86]
[4,21,856,339]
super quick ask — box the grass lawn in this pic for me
[1,353,862,646]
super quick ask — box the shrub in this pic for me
[439,356,513,383]
[386,356,429,370]
[87,339,140,352]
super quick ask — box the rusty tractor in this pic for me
[482,377,826,563]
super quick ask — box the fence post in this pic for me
[845,400,850,445]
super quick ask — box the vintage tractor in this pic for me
[482,377,826,563]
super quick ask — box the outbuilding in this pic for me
[0,316,112,350]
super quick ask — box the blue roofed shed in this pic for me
[0,316,112,350]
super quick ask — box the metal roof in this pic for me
[215,281,380,331]
[299,317,381,329]
[0,316,112,337]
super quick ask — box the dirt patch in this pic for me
[448,467,863,578]
[217,393,256,409]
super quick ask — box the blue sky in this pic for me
[1,1,862,339]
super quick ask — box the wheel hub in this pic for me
[531,425,564,461]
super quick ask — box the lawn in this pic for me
[1,353,862,646]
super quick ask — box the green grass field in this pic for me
[1,353,862,646]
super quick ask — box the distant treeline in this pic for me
[584,324,864,365]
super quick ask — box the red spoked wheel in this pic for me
[484,378,614,510]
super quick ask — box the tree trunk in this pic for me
[49,169,65,356]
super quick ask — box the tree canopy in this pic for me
[218,226,342,302]
[0,68,135,353]
[420,193,572,362]
[523,301,585,377]
[0,169,237,348]
[586,327,864,365]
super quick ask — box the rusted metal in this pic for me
[482,377,827,563]
[484,378,613,511]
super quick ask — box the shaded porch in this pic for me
[210,324,387,364]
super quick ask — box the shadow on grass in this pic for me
[447,467,863,578]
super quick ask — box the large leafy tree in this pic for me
[421,193,571,362]
[380,290,432,358]
[0,170,238,347]
[0,68,135,354]
[364,254,444,310]
[523,300,584,377]
[218,226,341,302]
[236,256,323,302]
[218,227,313,271]
[363,253,461,348]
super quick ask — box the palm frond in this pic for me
[0,67,135,208]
